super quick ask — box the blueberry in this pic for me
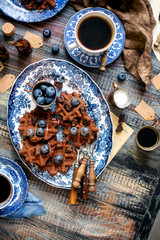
[36,0,44,5]
[52,45,59,54]
[33,88,43,99]
[54,155,63,164]
[36,96,45,105]
[71,97,80,107]
[70,127,78,136]
[40,145,49,155]
[40,84,47,93]
[43,29,51,38]
[45,97,54,105]
[26,129,34,137]
[80,127,90,137]
[118,72,126,81]
[38,120,46,128]
[46,86,56,97]
[36,127,45,137]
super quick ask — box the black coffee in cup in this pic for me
[137,126,159,150]
[77,16,113,51]
[0,175,11,204]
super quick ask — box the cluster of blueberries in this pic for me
[33,84,56,105]
[26,119,63,164]
[66,97,90,137]
[41,145,63,164]
[27,96,91,164]
[27,120,46,138]
[70,126,90,138]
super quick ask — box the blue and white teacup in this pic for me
[0,173,14,210]
[68,10,116,55]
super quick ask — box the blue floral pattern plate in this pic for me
[8,59,113,189]
[64,7,125,68]
[0,0,68,23]
[0,157,28,217]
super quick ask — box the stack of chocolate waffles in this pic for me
[19,91,99,176]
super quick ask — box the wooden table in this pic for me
[0,4,160,240]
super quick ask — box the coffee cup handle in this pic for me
[68,41,79,50]
[113,82,119,89]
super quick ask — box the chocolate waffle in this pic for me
[20,0,56,10]
[62,115,99,148]
[39,141,77,175]
[55,91,87,122]
[18,107,60,143]
[19,138,57,167]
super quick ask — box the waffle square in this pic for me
[55,91,87,121]
[39,141,77,175]
[18,106,60,143]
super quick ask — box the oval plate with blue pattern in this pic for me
[64,7,125,68]
[0,0,68,23]
[0,157,28,217]
[8,59,113,189]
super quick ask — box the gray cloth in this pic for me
[7,192,46,219]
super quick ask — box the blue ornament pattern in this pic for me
[0,0,68,22]
[64,7,125,68]
[8,59,113,189]
[0,157,28,217]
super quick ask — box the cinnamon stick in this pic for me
[8,41,23,48]
[99,50,108,71]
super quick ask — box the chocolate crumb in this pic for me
[82,118,90,126]
[31,116,38,125]
[72,118,78,127]
[66,147,72,153]
[34,146,40,157]
[116,123,123,133]
[119,114,125,123]
[54,114,63,121]
[64,102,72,111]
[54,81,63,90]
[79,105,85,114]
[57,96,65,103]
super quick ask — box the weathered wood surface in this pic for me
[0,5,160,240]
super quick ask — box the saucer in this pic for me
[64,7,125,68]
[0,157,28,217]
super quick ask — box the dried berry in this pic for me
[116,123,123,133]
[119,114,125,123]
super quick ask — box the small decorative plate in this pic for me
[0,157,28,217]
[8,58,113,189]
[0,0,68,23]
[64,7,125,68]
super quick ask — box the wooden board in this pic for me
[0,6,160,240]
